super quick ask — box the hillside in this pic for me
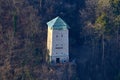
[0,0,120,80]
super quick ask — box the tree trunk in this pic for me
[117,27,119,54]
[102,34,105,63]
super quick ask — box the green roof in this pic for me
[47,16,69,30]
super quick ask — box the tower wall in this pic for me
[47,27,53,56]
[47,28,69,64]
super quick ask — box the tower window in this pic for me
[56,47,63,49]
[61,34,63,37]
[56,35,58,37]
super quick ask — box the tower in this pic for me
[47,16,69,64]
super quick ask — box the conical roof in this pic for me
[47,16,69,30]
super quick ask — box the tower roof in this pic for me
[47,16,69,30]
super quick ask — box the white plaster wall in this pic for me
[47,27,69,63]
[52,29,69,63]
[47,27,53,56]
[52,30,69,56]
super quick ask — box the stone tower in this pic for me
[47,16,69,64]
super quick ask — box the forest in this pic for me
[0,0,120,80]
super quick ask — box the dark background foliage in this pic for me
[0,0,120,80]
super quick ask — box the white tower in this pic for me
[47,16,69,64]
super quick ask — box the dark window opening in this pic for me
[56,47,63,49]
[56,58,60,63]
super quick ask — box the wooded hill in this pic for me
[0,0,120,80]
